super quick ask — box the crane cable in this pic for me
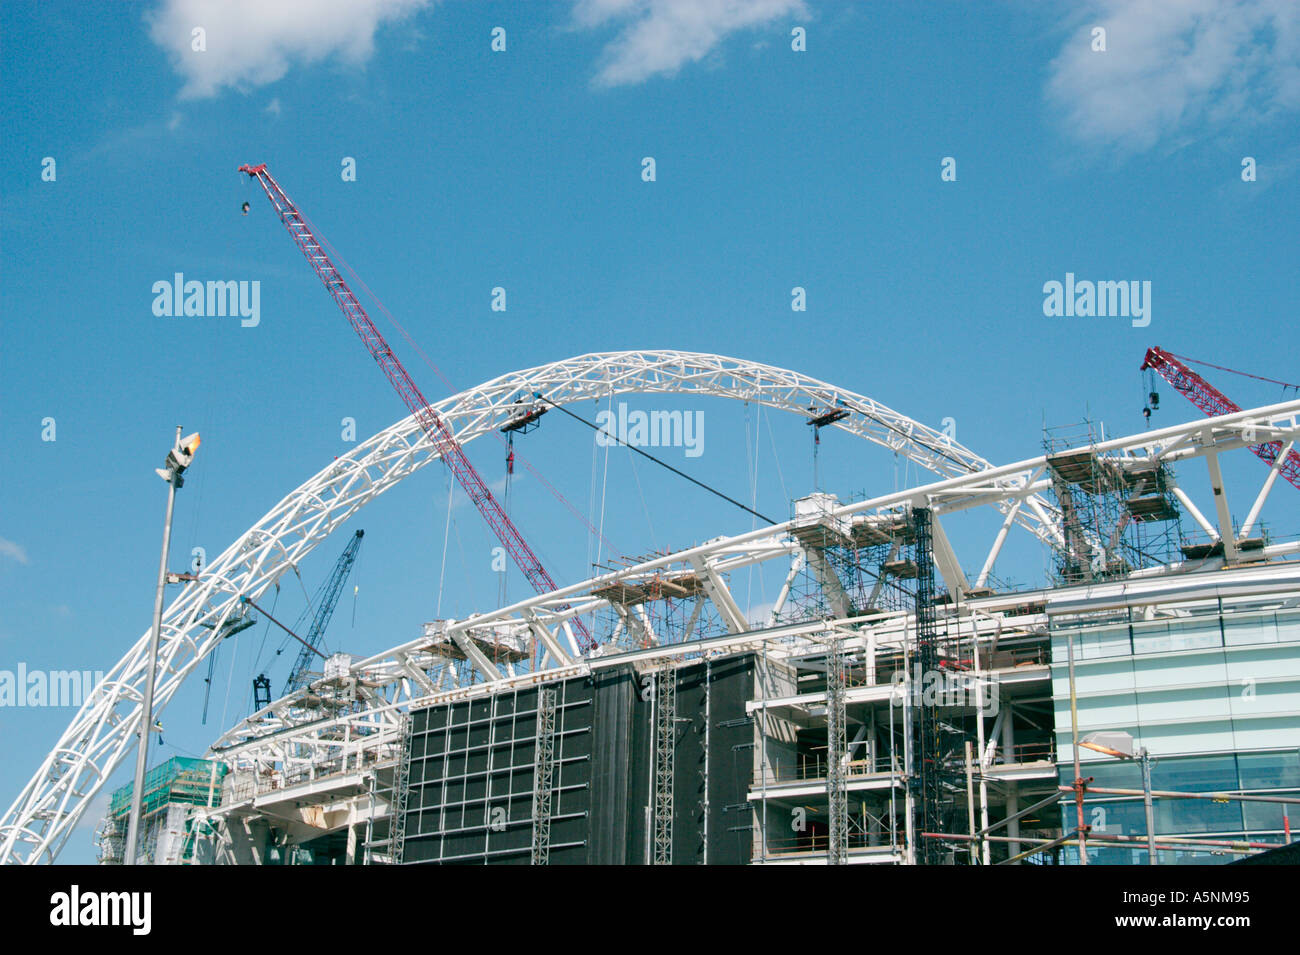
[292,203,620,558]
[537,395,778,526]
[1165,351,1300,392]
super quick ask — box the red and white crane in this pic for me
[239,163,594,651]
[1141,346,1300,493]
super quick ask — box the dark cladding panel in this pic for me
[670,653,755,865]
[705,653,757,865]
[397,653,754,865]
[588,667,639,864]
[402,676,597,864]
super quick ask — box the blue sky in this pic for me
[2,0,1298,862]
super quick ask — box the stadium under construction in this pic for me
[2,166,1298,867]
[0,348,1294,866]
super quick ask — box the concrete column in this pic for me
[1000,704,1015,764]
[222,817,269,865]
[345,821,358,865]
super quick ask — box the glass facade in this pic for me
[1050,595,1300,864]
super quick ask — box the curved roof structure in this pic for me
[0,350,1062,863]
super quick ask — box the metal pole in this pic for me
[1066,633,1088,865]
[125,426,182,866]
[970,620,991,864]
[1141,749,1157,865]
[964,741,977,864]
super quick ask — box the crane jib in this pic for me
[1143,347,1300,493]
[240,163,594,651]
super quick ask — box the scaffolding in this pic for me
[592,566,726,653]
[389,714,412,865]
[909,507,971,865]
[778,494,918,626]
[99,757,227,865]
[825,631,848,865]
[1043,419,1183,585]
[530,685,557,865]
[653,659,677,865]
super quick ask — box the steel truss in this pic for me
[3,350,1299,863]
[825,631,848,865]
[389,714,412,865]
[653,660,678,865]
[530,685,558,865]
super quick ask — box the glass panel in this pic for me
[1150,753,1237,792]
[1224,613,1279,647]
[1132,617,1221,654]
[1276,611,1300,645]
[1238,750,1300,790]
[1243,791,1300,832]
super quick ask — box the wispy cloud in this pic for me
[0,537,30,566]
[147,0,433,99]
[573,0,809,88]
[1046,0,1300,154]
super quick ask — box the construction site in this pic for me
[2,166,1298,867]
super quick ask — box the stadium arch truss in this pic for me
[4,350,1300,864]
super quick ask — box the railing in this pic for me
[753,739,1055,788]
[756,750,898,786]
[763,829,906,857]
[223,750,387,805]
[993,741,1056,765]
[983,644,1050,669]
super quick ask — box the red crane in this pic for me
[239,163,594,651]
[1141,346,1300,492]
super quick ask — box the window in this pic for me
[1238,750,1300,790]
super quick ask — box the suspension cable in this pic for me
[298,208,620,555]
[536,396,778,526]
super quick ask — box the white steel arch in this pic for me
[0,350,1054,864]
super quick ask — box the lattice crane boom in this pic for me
[239,163,593,651]
[285,529,364,693]
[1141,346,1300,492]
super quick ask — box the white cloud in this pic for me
[75,793,110,832]
[265,97,282,116]
[744,599,776,627]
[147,0,432,99]
[0,537,29,565]
[573,0,809,87]
[1046,0,1300,153]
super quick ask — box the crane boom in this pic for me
[285,529,364,694]
[239,163,593,651]
[1142,346,1300,491]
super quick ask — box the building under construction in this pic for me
[2,167,1297,868]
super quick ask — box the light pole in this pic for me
[124,427,200,865]
[1080,730,1157,865]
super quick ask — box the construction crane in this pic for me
[1141,346,1300,492]
[284,528,364,694]
[238,163,594,652]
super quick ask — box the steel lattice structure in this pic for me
[1143,347,1300,491]
[4,351,1299,864]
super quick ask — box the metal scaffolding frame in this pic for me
[825,631,848,865]
[389,714,412,865]
[530,685,557,865]
[653,660,677,865]
[910,507,950,865]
